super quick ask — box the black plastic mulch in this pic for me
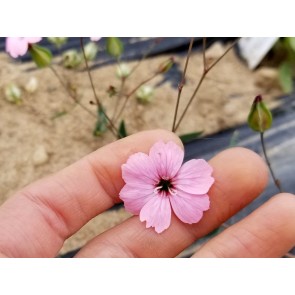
[60,95,295,257]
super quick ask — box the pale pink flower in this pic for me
[90,37,101,42]
[6,37,42,58]
[119,141,215,233]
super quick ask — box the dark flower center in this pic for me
[157,178,173,193]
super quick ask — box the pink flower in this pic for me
[119,141,215,233]
[6,37,42,58]
[90,37,101,42]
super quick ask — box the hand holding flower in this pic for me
[0,130,294,258]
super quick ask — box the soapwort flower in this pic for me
[119,141,214,233]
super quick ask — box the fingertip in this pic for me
[134,129,184,149]
[194,192,295,258]
[210,147,269,198]
[268,193,295,215]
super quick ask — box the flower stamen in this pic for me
[168,187,177,195]
[154,178,176,195]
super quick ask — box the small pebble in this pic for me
[33,146,49,166]
[25,77,38,94]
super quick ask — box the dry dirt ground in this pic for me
[0,42,282,255]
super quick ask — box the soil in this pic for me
[0,42,282,255]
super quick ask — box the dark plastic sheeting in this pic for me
[60,95,295,257]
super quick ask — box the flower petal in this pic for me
[90,37,101,42]
[6,38,28,58]
[140,195,171,233]
[119,185,154,215]
[170,191,210,224]
[122,152,158,188]
[174,159,214,194]
[25,37,42,44]
[149,141,184,179]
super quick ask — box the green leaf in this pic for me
[179,131,203,144]
[47,37,68,49]
[29,44,52,68]
[51,110,67,120]
[278,62,293,93]
[118,120,128,139]
[106,37,124,58]
[286,37,295,52]
[93,107,108,137]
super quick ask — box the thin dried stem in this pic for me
[172,38,194,132]
[80,37,118,136]
[174,38,240,132]
[49,65,96,118]
[260,132,283,193]
[207,38,240,71]
[112,77,126,120]
[112,39,161,122]
[114,71,158,124]
[129,38,161,77]
[202,37,207,71]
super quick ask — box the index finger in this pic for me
[0,130,182,257]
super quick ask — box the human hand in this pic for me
[0,130,294,258]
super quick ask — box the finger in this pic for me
[193,193,295,258]
[76,147,269,257]
[0,130,181,257]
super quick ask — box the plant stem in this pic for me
[174,74,206,131]
[207,38,240,72]
[129,38,160,77]
[260,132,282,193]
[112,77,126,120]
[172,38,194,132]
[112,39,161,122]
[114,71,158,124]
[174,38,239,132]
[49,65,96,118]
[202,37,207,71]
[80,37,118,136]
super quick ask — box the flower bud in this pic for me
[136,85,154,104]
[84,42,99,61]
[247,95,273,132]
[107,85,117,97]
[47,37,68,48]
[4,83,22,104]
[29,44,52,68]
[106,37,124,58]
[62,50,82,68]
[25,77,38,93]
[116,63,131,79]
[157,57,174,73]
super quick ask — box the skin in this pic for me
[0,129,294,258]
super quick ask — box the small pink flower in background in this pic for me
[90,37,101,42]
[6,37,42,58]
[119,141,215,233]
